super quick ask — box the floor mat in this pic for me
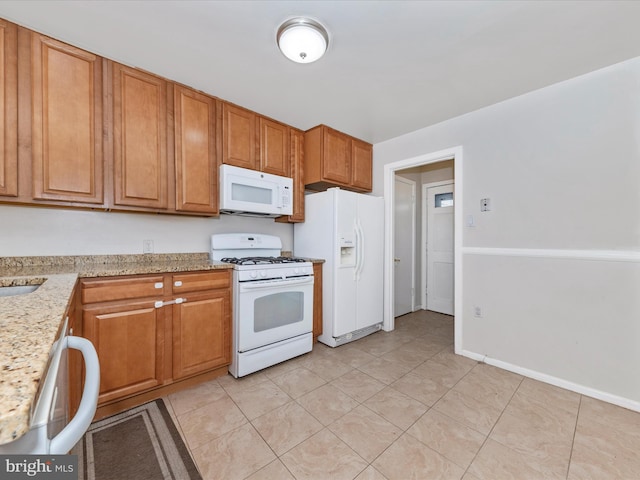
[71,399,201,480]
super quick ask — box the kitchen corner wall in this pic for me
[0,205,294,256]
[374,57,640,409]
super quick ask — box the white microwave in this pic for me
[219,164,293,217]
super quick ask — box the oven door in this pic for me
[237,276,313,352]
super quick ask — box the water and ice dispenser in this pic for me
[339,235,356,266]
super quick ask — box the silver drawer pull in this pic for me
[154,282,163,289]
[174,280,183,287]
[155,300,164,308]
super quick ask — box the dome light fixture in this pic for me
[277,17,329,64]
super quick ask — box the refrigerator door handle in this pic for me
[359,220,365,278]
[354,220,361,281]
[355,219,365,281]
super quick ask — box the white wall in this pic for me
[0,205,293,256]
[374,57,640,408]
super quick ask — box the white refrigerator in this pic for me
[294,188,384,347]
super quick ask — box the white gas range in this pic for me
[210,233,314,377]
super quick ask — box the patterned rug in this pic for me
[72,399,201,480]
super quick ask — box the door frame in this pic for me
[383,146,463,354]
[394,175,416,315]
[421,180,454,312]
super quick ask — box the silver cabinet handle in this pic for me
[394,258,400,263]
[155,298,187,308]
[166,297,186,306]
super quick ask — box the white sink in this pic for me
[0,284,41,297]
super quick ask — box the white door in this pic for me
[426,183,454,315]
[394,176,415,317]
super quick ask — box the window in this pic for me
[435,192,453,208]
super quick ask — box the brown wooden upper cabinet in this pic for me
[304,124,373,193]
[31,32,104,204]
[259,117,290,177]
[111,62,168,210]
[350,138,373,192]
[221,101,257,170]
[276,127,304,223]
[173,85,218,214]
[221,101,292,178]
[0,19,17,198]
[0,18,309,218]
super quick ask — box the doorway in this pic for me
[383,146,463,353]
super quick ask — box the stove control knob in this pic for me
[249,271,258,279]
[260,270,267,278]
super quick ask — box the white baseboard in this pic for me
[458,349,640,413]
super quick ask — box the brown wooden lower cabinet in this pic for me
[80,270,231,412]
[83,299,164,405]
[172,290,231,380]
[313,262,323,342]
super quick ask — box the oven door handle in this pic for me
[240,276,314,290]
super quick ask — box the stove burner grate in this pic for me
[220,256,308,265]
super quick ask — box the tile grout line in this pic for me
[458,371,525,479]
[565,394,583,480]
[173,314,464,479]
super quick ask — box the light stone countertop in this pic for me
[0,253,233,446]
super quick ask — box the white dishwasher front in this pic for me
[0,317,100,454]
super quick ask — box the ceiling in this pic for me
[2,1,640,144]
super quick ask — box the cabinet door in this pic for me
[31,33,103,203]
[221,102,257,170]
[0,20,17,198]
[83,300,164,405]
[174,86,217,214]
[350,138,373,192]
[313,263,323,342]
[321,126,351,185]
[172,290,231,380]
[276,127,304,223]
[112,63,168,209]
[259,117,289,176]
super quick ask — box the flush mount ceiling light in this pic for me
[277,17,329,64]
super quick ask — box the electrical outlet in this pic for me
[473,306,483,318]
[480,198,491,212]
[143,239,154,254]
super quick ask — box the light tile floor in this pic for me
[164,310,640,480]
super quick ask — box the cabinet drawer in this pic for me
[172,271,230,294]
[81,276,165,304]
